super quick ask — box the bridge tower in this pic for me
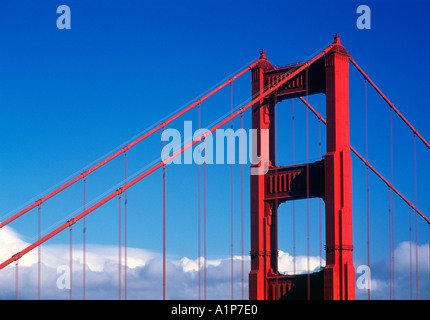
[249,35,355,300]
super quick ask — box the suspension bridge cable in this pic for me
[365,79,371,300]
[124,151,128,300]
[230,82,234,300]
[297,96,430,225]
[240,112,244,300]
[352,148,429,222]
[38,204,41,300]
[0,62,257,231]
[0,43,335,272]
[299,96,430,299]
[299,96,430,300]
[204,136,207,300]
[69,223,73,300]
[4,43,427,301]
[274,90,279,295]
[318,118,322,271]
[349,57,430,150]
[414,134,419,299]
[15,260,18,300]
[388,186,393,299]
[197,103,201,300]
[162,127,166,300]
[2,47,328,251]
[388,107,393,299]
[0,58,256,301]
[83,177,86,300]
[390,107,396,299]
[409,206,413,300]
[118,193,122,300]
[292,98,296,275]
[304,67,311,300]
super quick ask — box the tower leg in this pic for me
[323,39,355,300]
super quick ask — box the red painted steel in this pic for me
[249,42,334,301]
[323,37,355,300]
[249,35,354,300]
[247,35,429,300]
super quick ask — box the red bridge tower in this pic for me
[249,35,355,300]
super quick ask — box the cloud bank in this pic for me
[1,226,429,300]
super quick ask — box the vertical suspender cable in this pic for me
[306,67,310,300]
[274,91,279,293]
[388,186,392,299]
[198,104,201,300]
[390,107,395,299]
[124,151,128,300]
[240,112,244,300]
[83,177,86,300]
[204,137,207,300]
[69,223,73,300]
[388,108,393,300]
[318,118,322,270]
[162,127,166,300]
[365,79,371,300]
[38,204,41,300]
[118,194,122,300]
[414,133,419,300]
[230,82,234,300]
[15,260,18,300]
[409,206,413,300]
[292,99,296,275]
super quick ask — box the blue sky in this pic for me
[0,0,429,299]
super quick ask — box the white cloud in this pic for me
[354,241,430,300]
[2,226,428,300]
[0,225,37,267]
[278,250,325,275]
[393,241,430,274]
[0,226,250,299]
